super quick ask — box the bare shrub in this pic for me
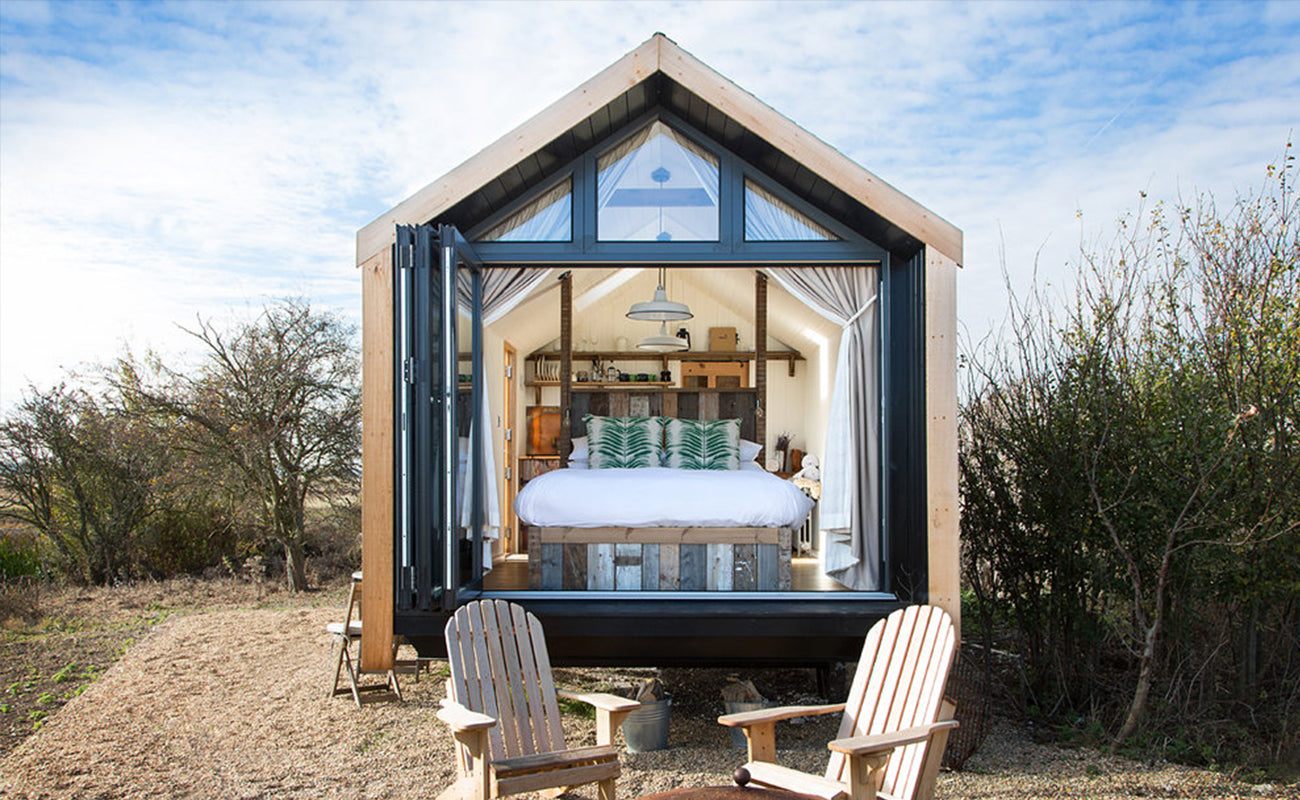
[961,147,1300,768]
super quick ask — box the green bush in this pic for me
[0,527,41,580]
[0,299,361,591]
[961,150,1300,770]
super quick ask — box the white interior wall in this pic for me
[481,326,507,558]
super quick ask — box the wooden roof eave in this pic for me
[356,33,962,269]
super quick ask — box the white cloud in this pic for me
[2,1,1296,409]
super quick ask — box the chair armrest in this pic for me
[436,700,497,733]
[718,703,846,728]
[557,689,641,714]
[827,719,959,757]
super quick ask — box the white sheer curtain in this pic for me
[478,179,572,243]
[597,120,719,241]
[766,266,881,590]
[596,125,648,227]
[744,180,837,241]
[456,266,551,571]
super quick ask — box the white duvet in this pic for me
[515,464,814,528]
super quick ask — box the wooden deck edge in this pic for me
[536,526,782,545]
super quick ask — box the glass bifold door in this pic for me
[394,224,485,612]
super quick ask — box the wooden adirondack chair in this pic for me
[718,605,959,800]
[437,600,641,800]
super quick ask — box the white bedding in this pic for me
[515,464,814,529]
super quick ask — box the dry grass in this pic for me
[0,578,1292,799]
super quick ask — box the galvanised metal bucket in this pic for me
[621,695,671,752]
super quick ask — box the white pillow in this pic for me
[739,438,763,463]
[569,436,588,461]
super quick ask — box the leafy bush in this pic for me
[0,300,361,590]
[0,526,41,580]
[961,148,1300,769]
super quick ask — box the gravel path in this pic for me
[1,607,1290,799]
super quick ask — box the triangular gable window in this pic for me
[744,179,839,241]
[597,121,719,242]
[477,178,572,242]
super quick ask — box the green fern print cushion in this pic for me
[584,415,664,469]
[664,418,741,470]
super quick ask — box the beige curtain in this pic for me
[766,266,881,590]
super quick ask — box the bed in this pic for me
[517,455,813,591]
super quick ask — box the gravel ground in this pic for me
[1,605,1293,799]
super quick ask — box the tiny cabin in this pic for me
[356,34,961,671]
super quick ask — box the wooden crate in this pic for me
[680,360,748,388]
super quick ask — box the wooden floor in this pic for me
[481,556,848,592]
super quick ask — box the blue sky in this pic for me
[2,0,1298,409]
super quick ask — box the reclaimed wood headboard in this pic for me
[568,388,758,441]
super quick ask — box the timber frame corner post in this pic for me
[925,247,961,639]
[360,242,396,672]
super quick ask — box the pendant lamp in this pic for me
[637,320,689,352]
[627,267,692,321]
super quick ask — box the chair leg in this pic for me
[332,632,403,707]
[327,635,346,699]
[846,753,888,800]
[597,777,615,800]
[340,639,364,707]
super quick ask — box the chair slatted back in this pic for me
[445,600,567,762]
[826,605,956,800]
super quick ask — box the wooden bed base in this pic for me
[528,526,793,591]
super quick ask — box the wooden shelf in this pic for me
[522,351,795,364]
[527,349,803,378]
[526,380,674,388]
[527,381,756,393]
[677,351,802,364]
[527,349,802,363]
[580,385,755,394]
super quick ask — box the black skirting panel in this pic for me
[395,597,904,667]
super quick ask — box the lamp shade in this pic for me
[637,321,689,352]
[627,284,693,321]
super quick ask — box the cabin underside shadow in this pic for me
[396,590,902,667]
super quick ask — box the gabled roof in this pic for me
[357,33,962,267]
